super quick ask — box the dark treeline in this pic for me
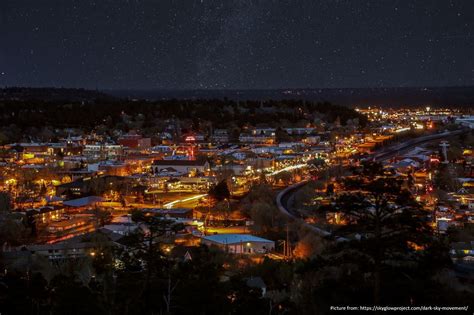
[0,87,115,103]
[0,97,367,134]
[109,86,474,108]
[3,86,474,108]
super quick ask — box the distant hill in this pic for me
[0,98,367,131]
[0,87,115,102]
[2,86,473,108]
[107,86,474,108]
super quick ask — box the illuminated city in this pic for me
[1,1,473,314]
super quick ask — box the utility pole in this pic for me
[440,141,449,164]
[163,275,178,314]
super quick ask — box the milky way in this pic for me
[1,0,473,89]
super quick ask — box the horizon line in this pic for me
[2,85,474,92]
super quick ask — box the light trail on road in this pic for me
[267,163,307,176]
[163,194,207,209]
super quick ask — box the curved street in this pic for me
[276,129,468,239]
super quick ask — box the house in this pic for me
[15,229,122,261]
[99,162,130,176]
[151,158,210,175]
[144,208,194,219]
[284,127,316,135]
[56,179,90,197]
[455,194,474,210]
[83,144,123,160]
[63,196,105,208]
[303,136,321,144]
[40,142,83,157]
[211,129,229,143]
[182,132,206,142]
[251,128,276,136]
[151,145,173,153]
[57,168,96,182]
[358,142,377,153]
[10,143,50,159]
[118,133,151,150]
[47,217,93,234]
[103,223,139,236]
[393,158,420,171]
[165,177,215,192]
[56,175,131,198]
[152,166,182,177]
[201,234,274,254]
[26,206,65,224]
[239,133,275,144]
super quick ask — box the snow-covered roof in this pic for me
[202,234,274,245]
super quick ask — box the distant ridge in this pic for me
[1,86,474,108]
[107,86,474,107]
[0,87,115,102]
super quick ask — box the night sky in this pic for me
[1,0,473,90]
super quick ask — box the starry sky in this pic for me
[1,0,473,90]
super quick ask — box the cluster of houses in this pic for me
[1,108,473,278]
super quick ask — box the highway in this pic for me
[371,129,465,162]
[276,180,333,238]
[163,193,207,209]
[276,128,468,240]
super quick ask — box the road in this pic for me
[276,129,468,240]
[371,129,465,162]
[276,180,333,238]
[163,193,207,209]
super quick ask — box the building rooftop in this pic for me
[63,196,105,207]
[152,158,208,166]
[202,234,274,245]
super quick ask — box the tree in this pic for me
[49,275,105,315]
[0,131,10,145]
[0,271,50,314]
[39,183,47,196]
[0,192,12,213]
[275,127,292,143]
[447,143,463,162]
[93,207,112,227]
[0,213,28,246]
[434,164,460,192]
[250,201,279,234]
[293,185,315,209]
[407,172,415,190]
[117,210,184,312]
[228,126,241,143]
[169,246,230,314]
[208,180,231,202]
[309,180,325,191]
[241,184,274,208]
[307,158,326,169]
[332,162,443,304]
[213,200,231,221]
[293,228,327,259]
[326,183,334,196]
[274,171,292,186]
